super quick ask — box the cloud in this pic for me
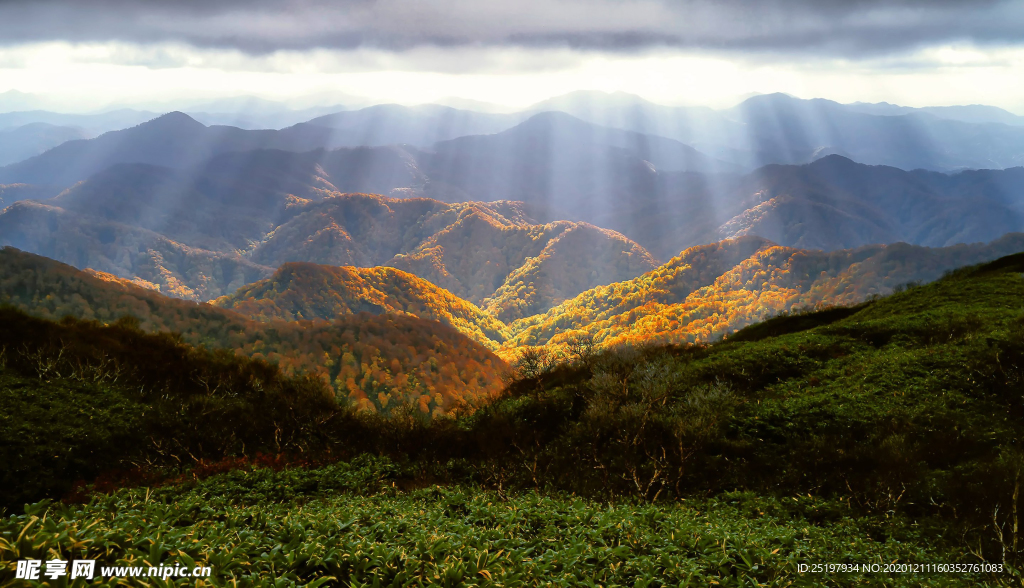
[0,0,1021,58]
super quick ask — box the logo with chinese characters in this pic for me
[16,559,95,580]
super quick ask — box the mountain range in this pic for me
[3,109,1024,261]
[504,232,1024,350]
[209,231,1024,354]
[3,91,1024,191]
[531,91,1024,171]
[3,150,1024,302]
[2,91,1024,376]
[0,190,656,308]
[6,224,1024,374]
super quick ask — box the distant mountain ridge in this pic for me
[844,101,1024,126]
[710,155,1024,251]
[527,91,1024,171]
[303,103,527,147]
[0,123,90,167]
[3,92,1024,181]
[0,108,729,191]
[0,112,352,187]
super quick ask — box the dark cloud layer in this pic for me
[0,0,1021,56]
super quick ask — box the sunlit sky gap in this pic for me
[0,0,1022,114]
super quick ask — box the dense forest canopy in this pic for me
[0,248,506,414]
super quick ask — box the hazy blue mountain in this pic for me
[187,104,348,130]
[438,150,1024,259]
[4,101,1024,265]
[302,103,528,147]
[845,102,1024,126]
[419,111,731,217]
[723,93,1024,171]
[429,97,518,114]
[0,106,532,187]
[711,155,1024,251]
[0,109,158,135]
[44,146,425,252]
[0,112,362,187]
[0,123,89,167]
[0,95,347,135]
[526,91,747,150]
[407,111,1024,257]
[528,91,1024,172]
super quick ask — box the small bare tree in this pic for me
[564,333,596,368]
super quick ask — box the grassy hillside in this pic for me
[214,262,511,350]
[507,232,1024,350]
[0,247,506,414]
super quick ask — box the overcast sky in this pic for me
[1,0,1023,112]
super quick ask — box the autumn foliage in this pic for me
[214,262,510,350]
[0,247,506,414]
[505,233,1024,351]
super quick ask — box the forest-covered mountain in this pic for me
[505,232,1024,350]
[1,103,1024,365]
[15,222,1016,361]
[0,190,657,309]
[0,247,506,414]
[214,263,510,350]
[0,183,57,209]
[578,155,1024,258]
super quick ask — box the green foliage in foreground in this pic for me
[0,458,1006,587]
[0,309,338,511]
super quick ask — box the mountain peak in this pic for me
[141,111,205,130]
[809,154,858,167]
[740,92,799,105]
